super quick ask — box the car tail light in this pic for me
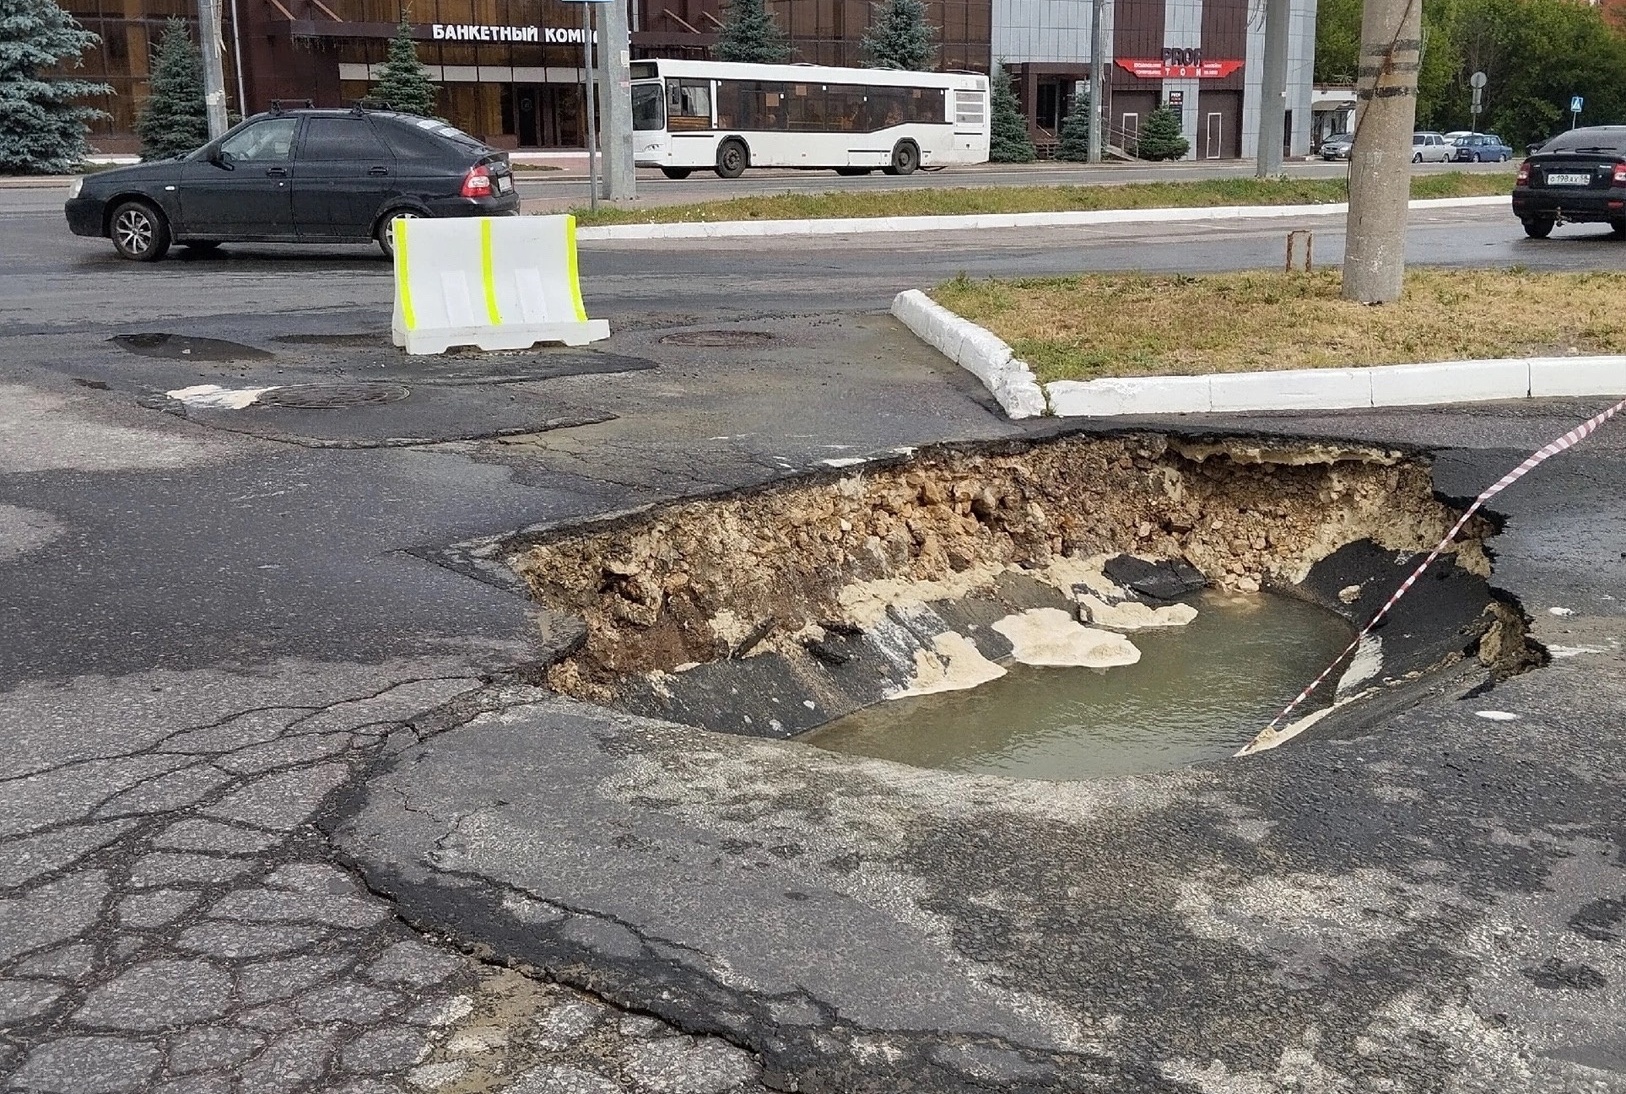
[460,164,493,197]
[1515,161,1530,186]
[1613,163,1626,185]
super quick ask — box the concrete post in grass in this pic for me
[1341,0,1422,303]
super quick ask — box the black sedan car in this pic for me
[1511,125,1626,239]
[65,105,520,261]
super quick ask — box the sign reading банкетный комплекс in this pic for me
[429,23,596,42]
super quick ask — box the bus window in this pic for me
[632,82,664,131]
[667,80,712,129]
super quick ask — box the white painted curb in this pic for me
[890,290,1048,419]
[899,297,1626,419]
[1049,356,1625,416]
[576,195,1507,242]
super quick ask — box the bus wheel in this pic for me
[883,141,919,176]
[715,140,748,179]
[660,167,692,180]
[834,167,871,176]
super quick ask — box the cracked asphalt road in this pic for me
[3,190,1625,1093]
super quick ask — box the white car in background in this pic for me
[1411,131,1456,162]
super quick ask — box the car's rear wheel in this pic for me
[1412,152,1423,163]
[109,201,170,262]
[883,141,920,176]
[1610,220,1626,239]
[714,139,748,179]
[1522,216,1556,239]
[376,211,419,259]
[660,167,692,180]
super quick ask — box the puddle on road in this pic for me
[803,590,1355,780]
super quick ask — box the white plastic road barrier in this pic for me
[391,214,609,355]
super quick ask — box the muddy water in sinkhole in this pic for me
[803,590,1356,780]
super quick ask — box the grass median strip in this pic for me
[930,268,1626,384]
[571,172,1512,226]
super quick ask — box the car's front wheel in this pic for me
[1522,216,1556,239]
[376,211,420,259]
[109,201,171,262]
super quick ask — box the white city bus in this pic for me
[629,59,990,179]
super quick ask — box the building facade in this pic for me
[62,0,1312,160]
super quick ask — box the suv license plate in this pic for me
[496,175,513,193]
[1547,172,1591,185]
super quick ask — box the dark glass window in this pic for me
[632,82,664,131]
[219,117,298,162]
[299,117,391,161]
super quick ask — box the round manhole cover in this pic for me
[659,330,777,347]
[257,382,411,409]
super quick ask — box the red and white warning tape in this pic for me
[1240,394,1626,755]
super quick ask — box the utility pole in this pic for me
[1254,0,1290,176]
[598,0,636,200]
[196,0,229,139]
[1341,0,1421,303]
[582,2,598,213]
[1087,0,1105,162]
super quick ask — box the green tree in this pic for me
[715,0,792,64]
[134,19,207,160]
[1056,92,1091,160]
[988,62,1034,163]
[1313,0,1361,83]
[861,0,936,70]
[1137,103,1189,160]
[371,19,437,116]
[0,0,109,174]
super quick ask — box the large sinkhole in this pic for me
[509,433,1534,778]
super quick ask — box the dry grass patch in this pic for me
[573,171,1511,226]
[931,268,1626,384]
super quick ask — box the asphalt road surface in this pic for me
[2,184,1625,1094]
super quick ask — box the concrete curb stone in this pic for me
[890,290,1047,419]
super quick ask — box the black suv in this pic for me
[65,105,520,261]
[1511,124,1626,239]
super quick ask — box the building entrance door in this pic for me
[511,84,585,148]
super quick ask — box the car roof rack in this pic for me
[269,99,315,113]
[351,98,395,114]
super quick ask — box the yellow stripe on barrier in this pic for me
[480,218,503,327]
[395,218,416,332]
[565,216,588,323]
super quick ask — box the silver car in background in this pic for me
[1411,131,1456,162]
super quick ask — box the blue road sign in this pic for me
[1571,95,1584,113]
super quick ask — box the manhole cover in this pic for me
[659,330,777,347]
[257,382,411,409]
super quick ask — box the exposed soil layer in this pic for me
[510,433,1502,715]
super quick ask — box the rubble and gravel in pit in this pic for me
[511,433,1496,705]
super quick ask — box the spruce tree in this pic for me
[714,0,791,64]
[1137,103,1189,160]
[371,20,437,116]
[134,19,207,160]
[1056,92,1091,160]
[861,0,936,71]
[987,62,1034,163]
[0,0,109,174]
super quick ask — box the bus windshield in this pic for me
[632,82,664,132]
